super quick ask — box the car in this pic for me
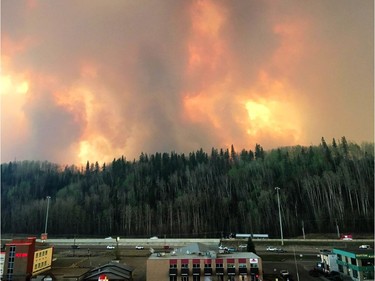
[359,244,371,249]
[150,236,158,240]
[105,236,113,239]
[309,269,321,277]
[319,249,331,253]
[106,245,115,249]
[266,246,278,251]
[71,245,80,249]
[327,276,342,281]
[340,234,353,240]
[238,244,247,249]
[227,247,236,252]
[275,248,287,253]
[135,245,144,250]
[280,270,293,280]
[280,269,289,276]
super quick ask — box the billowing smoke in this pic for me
[1,0,373,165]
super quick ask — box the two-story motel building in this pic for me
[147,242,262,281]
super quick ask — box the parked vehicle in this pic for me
[309,269,321,277]
[266,246,277,251]
[106,245,115,249]
[359,244,371,249]
[135,245,144,250]
[280,270,293,280]
[280,269,289,276]
[275,248,287,253]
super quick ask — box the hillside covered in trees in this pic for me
[1,137,374,238]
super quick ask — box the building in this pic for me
[0,251,5,279]
[317,249,339,273]
[3,237,54,280]
[332,248,374,281]
[79,262,134,281]
[147,242,262,281]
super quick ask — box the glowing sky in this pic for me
[1,0,374,165]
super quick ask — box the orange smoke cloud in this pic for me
[1,1,373,165]
[183,0,303,151]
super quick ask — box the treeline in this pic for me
[1,137,373,238]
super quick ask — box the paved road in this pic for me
[263,260,319,281]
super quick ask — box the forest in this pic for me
[1,137,374,239]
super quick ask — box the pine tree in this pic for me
[246,237,256,253]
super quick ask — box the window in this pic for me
[205,263,212,268]
[181,276,189,281]
[353,270,358,278]
[170,264,177,269]
[216,262,223,268]
[362,258,374,266]
[193,259,200,268]
[170,276,177,281]
[181,259,189,269]
[337,254,342,261]
[193,276,200,281]
[351,258,357,265]
[6,246,16,281]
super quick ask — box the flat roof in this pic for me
[333,248,374,259]
[149,252,260,260]
[148,242,260,260]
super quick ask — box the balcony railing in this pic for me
[227,267,236,275]
[193,268,201,275]
[181,268,189,276]
[239,267,248,275]
[169,268,177,276]
[215,267,224,275]
[204,268,212,275]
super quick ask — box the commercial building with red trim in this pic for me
[147,242,262,281]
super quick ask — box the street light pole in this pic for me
[44,196,51,235]
[275,187,284,246]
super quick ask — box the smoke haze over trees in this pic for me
[1,137,373,238]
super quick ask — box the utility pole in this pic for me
[275,187,284,246]
[302,220,305,240]
[44,196,51,235]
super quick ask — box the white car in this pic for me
[106,245,115,249]
[359,245,371,249]
[238,244,247,249]
[135,245,144,250]
[266,246,278,251]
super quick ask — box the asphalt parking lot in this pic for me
[52,244,324,281]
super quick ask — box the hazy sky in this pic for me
[1,0,374,166]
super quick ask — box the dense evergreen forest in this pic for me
[1,137,374,238]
